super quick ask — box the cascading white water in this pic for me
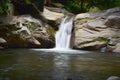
[55,16,74,49]
[33,16,88,53]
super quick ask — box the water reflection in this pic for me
[53,54,71,80]
[0,49,120,80]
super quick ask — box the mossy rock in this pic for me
[47,27,55,41]
[96,37,110,44]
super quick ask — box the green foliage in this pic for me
[88,0,116,10]
[14,0,44,12]
[1,0,120,15]
[0,0,11,15]
[47,27,55,41]
[64,1,82,14]
[52,0,120,14]
[15,0,31,4]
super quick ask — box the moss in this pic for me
[47,27,55,41]
[96,37,110,44]
[89,6,100,12]
[48,27,55,35]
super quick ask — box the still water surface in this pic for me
[0,49,120,80]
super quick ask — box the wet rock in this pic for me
[107,76,120,80]
[0,38,7,44]
[113,43,120,53]
[0,38,7,49]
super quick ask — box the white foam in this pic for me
[32,48,89,54]
[55,16,74,49]
[32,16,89,54]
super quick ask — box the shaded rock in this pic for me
[0,38,7,49]
[113,43,120,53]
[107,76,120,80]
[12,0,44,15]
[0,15,54,48]
[74,7,120,53]
[12,1,65,30]
[0,46,4,49]
[106,39,120,52]
[105,15,120,29]
[0,38,7,44]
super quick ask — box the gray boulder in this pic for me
[74,7,120,53]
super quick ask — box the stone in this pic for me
[0,38,7,44]
[41,8,64,28]
[105,15,120,29]
[0,15,54,48]
[42,8,64,21]
[45,7,71,14]
[0,38,7,49]
[113,43,120,53]
[74,7,120,53]
[107,76,120,80]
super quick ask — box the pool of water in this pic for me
[0,49,120,80]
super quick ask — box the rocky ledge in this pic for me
[0,7,65,49]
[74,7,120,53]
[0,15,55,48]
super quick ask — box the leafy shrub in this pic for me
[51,0,120,14]
[0,0,11,15]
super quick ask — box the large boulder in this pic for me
[41,8,64,29]
[0,15,54,48]
[42,8,64,21]
[74,7,120,53]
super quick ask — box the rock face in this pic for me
[41,8,64,29]
[74,7,120,53]
[0,15,54,48]
[0,6,66,49]
[42,8,64,21]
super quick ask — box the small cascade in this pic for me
[33,16,87,53]
[55,16,74,49]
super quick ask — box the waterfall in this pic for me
[33,16,87,53]
[55,16,74,49]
